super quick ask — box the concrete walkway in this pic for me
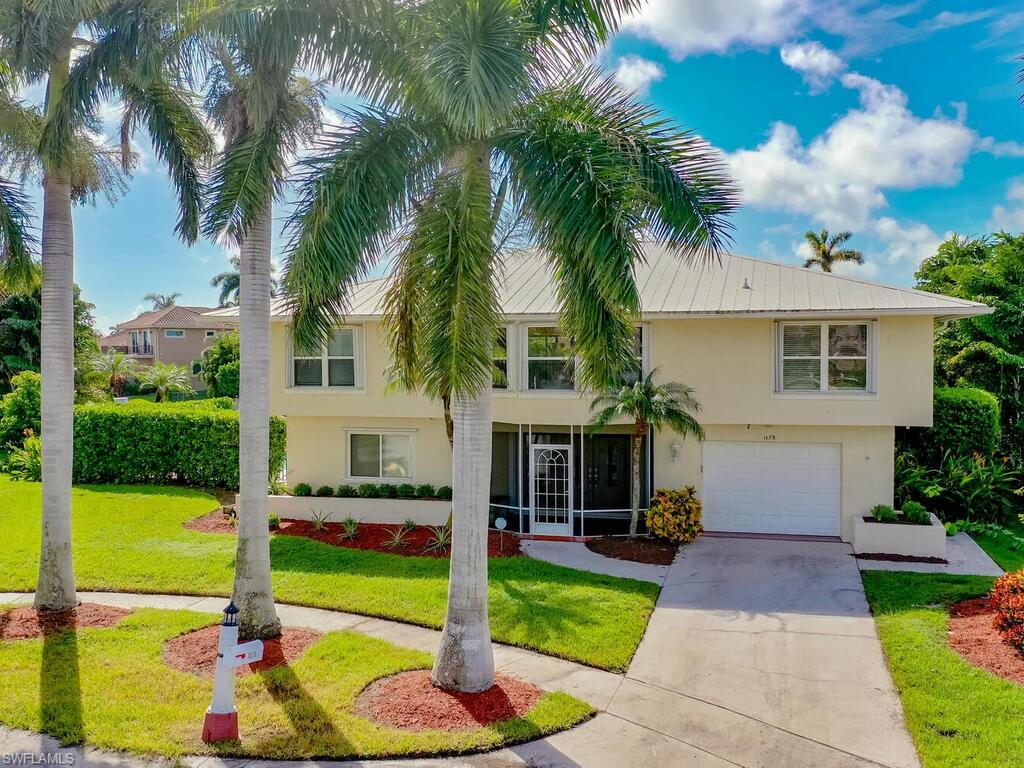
[1,537,920,767]
[520,539,670,584]
[856,531,1004,576]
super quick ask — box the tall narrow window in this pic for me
[623,327,645,385]
[527,327,574,390]
[493,328,508,389]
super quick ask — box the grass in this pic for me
[862,571,1024,768]
[0,477,658,671]
[969,518,1024,572]
[0,607,592,758]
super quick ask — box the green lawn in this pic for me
[0,607,592,758]
[970,518,1024,572]
[0,477,658,671]
[862,571,1024,768]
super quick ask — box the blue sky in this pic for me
[18,1,1024,332]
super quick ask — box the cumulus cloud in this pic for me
[612,56,665,95]
[977,136,1024,158]
[872,217,945,266]
[988,178,1024,232]
[780,41,845,91]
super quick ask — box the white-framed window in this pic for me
[291,327,359,388]
[493,327,509,389]
[191,360,204,376]
[347,431,414,480]
[165,329,185,338]
[623,325,647,385]
[526,326,575,390]
[777,321,874,393]
[205,330,217,338]
[130,330,152,354]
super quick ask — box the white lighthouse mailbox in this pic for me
[202,602,264,743]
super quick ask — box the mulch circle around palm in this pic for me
[357,670,544,731]
[0,603,131,641]
[163,624,322,678]
[948,598,1024,686]
[585,535,677,565]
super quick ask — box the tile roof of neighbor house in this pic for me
[98,329,131,347]
[114,305,238,331]
[205,244,991,322]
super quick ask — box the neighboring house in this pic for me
[100,305,236,389]
[207,245,989,542]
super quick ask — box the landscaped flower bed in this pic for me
[276,519,523,558]
[853,503,946,559]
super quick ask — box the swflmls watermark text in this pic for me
[2,754,75,765]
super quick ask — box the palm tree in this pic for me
[90,351,136,397]
[284,0,737,692]
[138,362,192,402]
[2,0,211,610]
[590,370,705,538]
[802,229,864,272]
[143,292,180,310]
[0,178,36,292]
[210,253,281,307]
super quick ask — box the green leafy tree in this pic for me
[284,0,736,692]
[590,370,705,537]
[201,330,240,395]
[138,362,193,402]
[143,292,180,310]
[0,369,40,444]
[802,229,864,272]
[1,0,212,610]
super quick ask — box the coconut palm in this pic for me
[590,370,705,538]
[138,362,192,402]
[284,0,736,692]
[90,350,136,396]
[802,229,864,272]
[143,292,180,310]
[210,253,282,307]
[1,0,212,610]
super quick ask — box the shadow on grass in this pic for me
[248,663,352,754]
[40,618,83,744]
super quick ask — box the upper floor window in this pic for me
[527,326,574,391]
[622,326,645,385]
[165,329,185,338]
[778,322,872,393]
[130,330,152,355]
[205,330,217,338]
[292,328,358,387]
[493,328,508,389]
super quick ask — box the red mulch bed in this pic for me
[163,624,321,678]
[855,552,948,564]
[0,604,131,641]
[357,670,543,731]
[948,597,1024,686]
[276,520,523,558]
[585,535,677,565]
[184,510,237,534]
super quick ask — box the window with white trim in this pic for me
[622,326,645,385]
[165,329,185,338]
[348,431,413,479]
[292,328,358,387]
[778,322,872,393]
[205,330,217,338]
[526,326,574,390]
[493,327,508,389]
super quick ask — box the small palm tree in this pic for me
[138,362,192,402]
[802,229,864,272]
[90,351,136,397]
[144,292,181,310]
[590,370,705,538]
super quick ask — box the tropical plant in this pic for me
[801,229,864,272]
[415,483,436,498]
[6,428,42,481]
[210,253,281,307]
[268,477,288,495]
[138,362,192,402]
[309,509,332,532]
[378,483,398,499]
[435,485,453,500]
[292,482,312,497]
[646,486,703,544]
[200,330,240,395]
[936,451,1023,524]
[424,523,452,554]
[90,350,136,396]
[402,517,417,532]
[336,484,357,497]
[284,0,735,693]
[143,292,180,310]
[267,512,280,530]
[395,483,416,498]
[357,483,380,498]
[0,369,40,444]
[991,570,1024,653]
[384,525,409,549]
[591,370,706,537]
[901,500,931,525]
[339,516,360,541]
[870,504,897,523]
[894,450,944,507]
[314,484,334,497]
[2,0,212,610]
[0,177,35,290]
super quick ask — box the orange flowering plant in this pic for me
[646,485,703,544]
[991,569,1024,653]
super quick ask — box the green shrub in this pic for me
[934,450,1022,523]
[378,483,398,499]
[991,570,1024,653]
[71,399,284,489]
[870,504,897,523]
[944,522,959,537]
[646,486,703,543]
[314,485,334,497]
[357,483,380,498]
[395,483,416,498]
[214,360,240,399]
[267,512,281,530]
[336,484,357,497]
[0,371,41,445]
[6,429,41,481]
[414,483,435,498]
[293,483,312,497]
[202,332,239,396]
[902,500,931,525]
[339,516,360,541]
[402,517,417,532]
[436,485,453,500]
[310,509,332,531]
[904,387,1001,464]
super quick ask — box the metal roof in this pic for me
[206,244,990,322]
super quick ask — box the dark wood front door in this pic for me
[584,434,631,510]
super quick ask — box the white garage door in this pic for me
[702,442,841,536]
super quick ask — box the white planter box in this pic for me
[852,512,946,559]
[263,494,452,526]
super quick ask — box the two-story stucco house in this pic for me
[208,245,989,543]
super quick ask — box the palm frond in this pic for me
[0,177,36,290]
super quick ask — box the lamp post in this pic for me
[202,602,264,743]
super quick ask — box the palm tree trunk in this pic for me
[232,198,281,640]
[431,385,495,692]
[629,430,643,538]
[35,52,77,612]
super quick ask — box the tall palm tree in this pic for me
[590,370,705,538]
[802,229,864,272]
[138,361,192,401]
[143,292,180,310]
[210,253,281,307]
[284,0,737,692]
[1,0,212,610]
[90,350,136,396]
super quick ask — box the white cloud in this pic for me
[977,136,1024,158]
[724,72,976,229]
[988,177,1024,232]
[612,56,665,96]
[780,41,845,91]
[832,259,880,277]
[872,217,944,266]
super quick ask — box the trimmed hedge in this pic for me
[904,387,1001,464]
[72,399,285,489]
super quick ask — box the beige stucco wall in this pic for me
[141,329,221,389]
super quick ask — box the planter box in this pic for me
[264,494,451,526]
[852,512,946,559]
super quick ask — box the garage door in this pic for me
[702,442,841,536]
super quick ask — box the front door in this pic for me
[585,434,631,511]
[531,444,573,536]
